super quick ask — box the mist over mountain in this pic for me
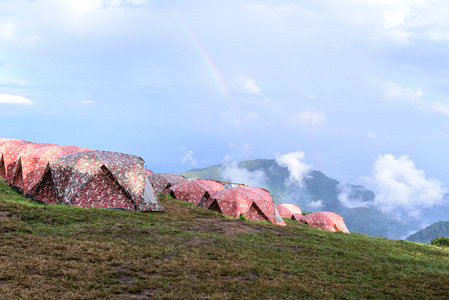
[183,159,448,239]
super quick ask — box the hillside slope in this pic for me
[183,159,409,239]
[1,179,449,298]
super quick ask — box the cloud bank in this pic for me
[232,74,262,95]
[382,81,449,116]
[363,154,446,218]
[289,111,325,131]
[337,183,371,209]
[221,161,267,188]
[275,151,311,187]
[0,94,33,105]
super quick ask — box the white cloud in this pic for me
[337,183,371,209]
[309,200,324,209]
[232,74,262,95]
[289,111,325,130]
[382,81,449,116]
[427,102,449,116]
[182,150,196,166]
[0,94,33,105]
[362,154,446,218]
[275,151,311,187]
[383,81,423,103]
[81,100,94,104]
[222,161,267,188]
[178,146,196,166]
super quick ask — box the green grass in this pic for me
[1,178,449,299]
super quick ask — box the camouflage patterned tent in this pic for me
[167,179,224,207]
[206,186,286,226]
[23,145,91,195]
[32,151,163,211]
[10,142,55,191]
[298,212,350,233]
[0,139,31,184]
[0,139,13,179]
[148,173,187,194]
[276,204,303,221]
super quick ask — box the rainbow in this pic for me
[173,15,243,130]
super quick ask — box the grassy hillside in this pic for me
[1,179,449,299]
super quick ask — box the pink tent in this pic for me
[206,186,286,226]
[24,145,91,195]
[148,173,187,194]
[0,139,32,184]
[167,179,224,206]
[276,204,303,221]
[298,212,350,233]
[10,143,54,190]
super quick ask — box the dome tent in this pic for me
[0,139,31,184]
[167,179,224,207]
[32,150,163,211]
[206,186,286,226]
[276,204,303,221]
[9,142,55,191]
[23,145,91,195]
[148,173,187,194]
[298,212,350,233]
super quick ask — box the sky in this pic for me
[2,0,449,214]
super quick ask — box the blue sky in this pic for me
[1,0,449,199]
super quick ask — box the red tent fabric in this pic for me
[206,186,286,226]
[32,150,163,211]
[0,138,14,179]
[276,204,303,221]
[298,212,350,233]
[24,145,91,195]
[167,179,224,207]
[10,143,55,190]
[0,139,32,184]
[146,170,154,176]
[148,173,187,194]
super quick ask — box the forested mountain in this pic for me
[407,221,449,244]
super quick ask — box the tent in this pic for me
[32,150,163,211]
[167,179,224,207]
[146,170,154,176]
[23,145,91,195]
[298,212,350,233]
[276,204,303,221]
[205,186,286,226]
[0,138,14,179]
[0,139,31,184]
[9,142,55,191]
[148,173,187,194]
